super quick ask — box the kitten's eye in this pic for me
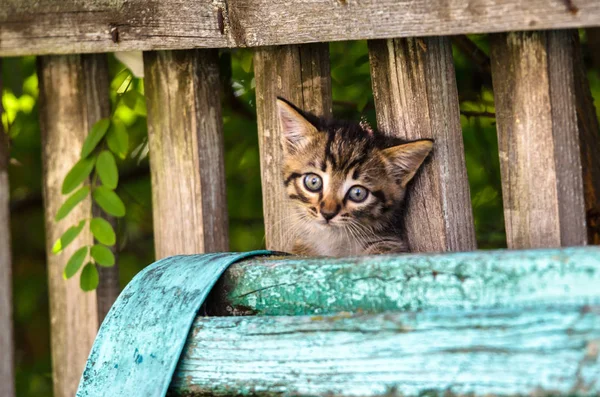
[303,173,323,192]
[347,185,369,203]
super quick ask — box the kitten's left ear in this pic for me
[382,139,433,187]
[277,98,318,154]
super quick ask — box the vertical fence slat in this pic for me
[368,37,476,253]
[254,43,332,251]
[81,54,119,323]
[573,34,600,245]
[0,59,16,397]
[38,55,99,397]
[490,31,587,249]
[144,49,228,258]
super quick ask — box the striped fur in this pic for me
[277,98,433,256]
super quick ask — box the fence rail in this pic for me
[2,2,600,396]
[2,0,600,56]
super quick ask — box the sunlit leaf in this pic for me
[106,119,129,160]
[81,118,111,158]
[52,220,86,254]
[55,186,90,221]
[90,217,116,246]
[91,244,115,267]
[61,157,95,194]
[80,262,99,291]
[93,186,126,217]
[96,151,119,189]
[63,246,88,279]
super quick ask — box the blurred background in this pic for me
[3,33,600,396]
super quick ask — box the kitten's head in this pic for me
[277,98,433,233]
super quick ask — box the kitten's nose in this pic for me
[320,206,340,222]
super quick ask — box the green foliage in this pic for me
[106,119,129,159]
[90,217,116,245]
[81,119,110,158]
[52,220,86,254]
[96,151,119,189]
[63,246,88,279]
[61,157,95,194]
[90,245,115,267]
[80,262,100,291]
[55,186,90,221]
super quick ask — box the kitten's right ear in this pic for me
[277,98,318,154]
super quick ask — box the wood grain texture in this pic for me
[172,306,600,396]
[38,55,99,397]
[573,34,600,245]
[81,54,120,323]
[0,59,16,397]
[144,49,228,258]
[490,31,587,249]
[368,37,476,253]
[254,44,332,251]
[205,246,600,316]
[2,0,600,56]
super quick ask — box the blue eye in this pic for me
[347,185,369,203]
[303,173,323,192]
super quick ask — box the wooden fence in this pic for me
[1,1,600,396]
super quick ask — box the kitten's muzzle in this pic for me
[320,208,340,222]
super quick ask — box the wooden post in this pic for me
[368,37,476,253]
[573,33,600,245]
[490,31,587,249]
[144,49,228,258]
[38,56,100,397]
[81,54,120,322]
[0,59,16,397]
[254,43,332,251]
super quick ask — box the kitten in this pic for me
[277,97,433,256]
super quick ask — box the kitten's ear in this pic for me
[382,139,433,187]
[277,98,318,154]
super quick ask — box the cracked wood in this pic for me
[490,30,587,248]
[38,55,100,397]
[2,1,600,56]
[144,49,229,258]
[172,306,600,396]
[204,246,600,316]
[368,37,476,253]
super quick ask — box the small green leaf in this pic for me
[93,186,126,217]
[81,119,111,158]
[122,90,139,109]
[63,246,88,279]
[80,262,99,291]
[55,186,90,221]
[91,244,115,267]
[90,217,116,246]
[96,151,119,189]
[61,157,95,195]
[52,220,86,254]
[106,119,129,160]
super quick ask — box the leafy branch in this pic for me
[52,71,140,291]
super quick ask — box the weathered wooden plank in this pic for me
[144,49,228,258]
[490,31,587,249]
[368,37,476,253]
[171,306,600,396]
[0,59,16,397]
[81,54,120,322]
[205,246,600,316]
[573,33,600,245]
[3,0,600,57]
[254,43,332,251]
[38,55,99,397]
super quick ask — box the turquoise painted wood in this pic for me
[75,251,273,397]
[171,307,600,396]
[206,246,600,315]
